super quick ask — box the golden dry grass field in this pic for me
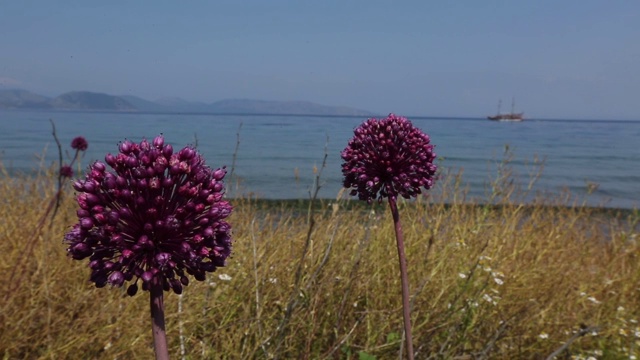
[1,162,638,359]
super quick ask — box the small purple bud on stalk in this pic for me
[59,165,73,178]
[341,114,437,360]
[64,135,233,360]
[70,136,89,151]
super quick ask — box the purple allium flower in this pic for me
[60,164,74,178]
[64,135,232,296]
[71,136,88,151]
[341,114,437,203]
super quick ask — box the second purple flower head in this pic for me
[341,114,437,203]
[65,135,233,296]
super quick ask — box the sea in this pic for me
[1,110,639,209]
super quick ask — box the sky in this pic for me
[1,1,639,120]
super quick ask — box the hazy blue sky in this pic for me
[1,1,638,119]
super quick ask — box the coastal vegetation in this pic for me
[0,147,638,359]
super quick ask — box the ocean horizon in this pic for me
[1,109,639,209]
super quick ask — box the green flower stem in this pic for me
[388,196,415,360]
[150,277,170,360]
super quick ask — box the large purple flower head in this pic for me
[341,114,437,203]
[65,135,232,296]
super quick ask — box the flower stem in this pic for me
[150,277,170,360]
[388,196,415,360]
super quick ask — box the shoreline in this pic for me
[233,197,639,218]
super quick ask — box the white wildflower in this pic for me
[586,296,600,304]
[618,306,626,312]
[268,277,278,284]
[483,266,492,272]
[218,273,232,281]
[482,293,497,305]
[538,332,549,340]
[494,277,504,286]
[458,273,467,279]
[580,292,587,297]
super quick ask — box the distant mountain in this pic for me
[120,95,169,112]
[0,89,372,116]
[154,97,211,112]
[0,89,52,109]
[50,91,136,110]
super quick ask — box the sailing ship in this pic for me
[487,98,524,121]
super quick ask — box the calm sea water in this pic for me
[1,110,639,209]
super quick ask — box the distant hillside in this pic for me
[50,91,135,110]
[0,89,52,109]
[120,95,169,112]
[0,89,372,116]
[154,97,211,113]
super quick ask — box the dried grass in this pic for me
[0,157,638,359]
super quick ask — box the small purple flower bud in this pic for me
[213,167,226,180]
[80,217,94,229]
[105,153,116,167]
[179,147,195,160]
[122,249,134,259]
[60,165,73,178]
[72,180,84,192]
[127,283,138,296]
[70,243,91,259]
[153,135,164,149]
[71,136,88,151]
[170,279,183,294]
[141,271,154,283]
[77,209,90,218]
[83,181,97,193]
[125,156,138,168]
[163,144,173,157]
[119,140,133,154]
[108,271,125,286]
[93,161,106,172]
